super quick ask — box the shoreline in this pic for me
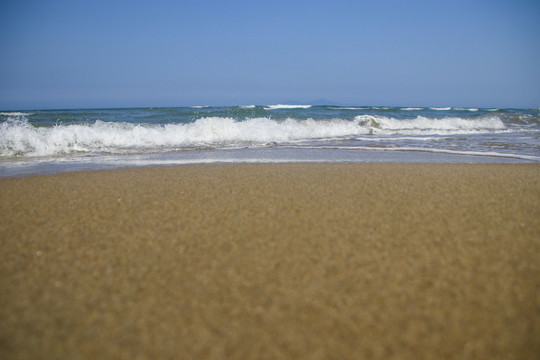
[2,154,538,180]
[1,163,539,359]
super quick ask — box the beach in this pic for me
[0,163,539,359]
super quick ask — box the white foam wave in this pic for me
[0,115,508,157]
[0,112,33,117]
[0,117,364,157]
[431,107,452,111]
[239,105,257,109]
[265,104,312,110]
[402,107,424,111]
[454,108,479,112]
[354,115,506,134]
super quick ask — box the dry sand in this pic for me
[0,163,539,359]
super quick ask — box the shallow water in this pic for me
[1,105,539,177]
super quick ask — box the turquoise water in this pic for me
[1,105,539,177]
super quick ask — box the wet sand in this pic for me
[1,164,539,359]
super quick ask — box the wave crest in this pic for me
[265,104,312,110]
[354,115,506,133]
[1,115,508,157]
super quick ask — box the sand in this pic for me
[0,163,539,359]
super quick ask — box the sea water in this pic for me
[1,105,539,177]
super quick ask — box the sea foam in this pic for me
[0,117,362,156]
[354,115,506,133]
[265,104,312,110]
[0,115,508,157]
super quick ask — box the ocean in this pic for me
[1,105,539,177]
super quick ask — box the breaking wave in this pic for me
[265,104,312,110]
[0,115,509,157]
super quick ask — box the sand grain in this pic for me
[1,164,539,359]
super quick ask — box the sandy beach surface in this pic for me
[1,163,539,359]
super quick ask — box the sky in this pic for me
[1,0,539,110]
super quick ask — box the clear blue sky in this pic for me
[1,0,539,109]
